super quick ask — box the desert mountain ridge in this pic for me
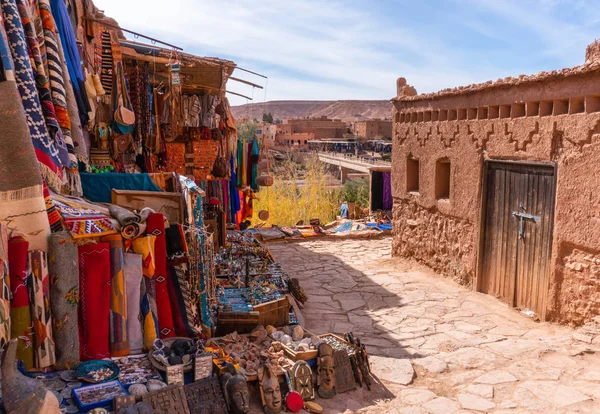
[231,100,393,123]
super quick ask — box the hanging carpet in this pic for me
[0,224,10,348]
[132,235,159,350]
[123,252,143,354]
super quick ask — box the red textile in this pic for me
[78,243,111,361]
[8,236,34,369]
[146,213,176,338]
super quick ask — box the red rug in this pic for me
[8,236,34,369]
[146,213,176,338]
[78,243,111,361]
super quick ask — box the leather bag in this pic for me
[211,140,228,178]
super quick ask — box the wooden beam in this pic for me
[229,76,263,89]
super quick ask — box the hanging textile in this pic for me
[250,140,259,190]
[236,139,243,187]
[101,234,129,357]
[43,180,63,232]
[0,224,10,348]
[78,243,111,361]
[98,30,113,95]
[229,154,240,224]
[123,253,143,354]
[241,140,247,187]
[34,0,80,184]
[1,0,64,189]
[0,28,51,250]
[28,250,56,368]
[165,223,192,337]
[48,232,80,369]
[8,235,34,369]
[132,235,159,350]
[146,213,176,338]
[382,172,392,210]
[16,0,70,168]
[50,0,90,126]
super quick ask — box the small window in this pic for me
[435,159,451,200]
[407,157,419,193]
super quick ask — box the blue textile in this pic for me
[80,173,162,202]
[340,202,348,218]
[50,0,90,125]
[229,154,240,223]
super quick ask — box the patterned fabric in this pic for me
[101,234,129,357]
[98,30,112,95]
[166,223,193,337]
[28,250,56,368]
[78,243,111,361]
[48,232,80,369]
[0,224,10,348]
[35,0,81,194]
[16,0,70,168]
[1,0,64,189]
[8,235,34,369]
[43,179,63,232]
[132,236,159,350]
[54,199,117,238]
[123,253,143,354]
[146,213,176,338]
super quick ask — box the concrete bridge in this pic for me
[316,151,391,183]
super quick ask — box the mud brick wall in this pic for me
[392,199,476,286]
[391,56,600,324]
[165,140,219,180]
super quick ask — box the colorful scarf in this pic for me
[101,234,129,357]
[78,243,111,361]
[8,235,34,369]
[48,232,80,369]
[54,199,117,238]
[0,224,10,348]
[166,223,193,337]
[1,0,64,189]
[132,236,159,350]
[146,213,176,338]
[28,250,56,368]
[123,252,143,354]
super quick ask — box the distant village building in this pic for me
[353,119,393,139]
[255,123,277,147]
[391,42,600,325]
[276,116,349,147]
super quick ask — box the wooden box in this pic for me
[272,327,318,362]
[255,296,289,327]
[216,310,260,336]
[111,189,183,224]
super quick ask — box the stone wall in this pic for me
[392,199,476,286]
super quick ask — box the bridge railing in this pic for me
[317,151,392,167]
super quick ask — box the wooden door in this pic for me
[479,161,555,319]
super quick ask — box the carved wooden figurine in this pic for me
[316,343,335,399]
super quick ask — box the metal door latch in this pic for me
[513,205,540,240]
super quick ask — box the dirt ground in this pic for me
[255,236,600,414]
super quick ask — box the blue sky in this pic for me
[95,0,599,106]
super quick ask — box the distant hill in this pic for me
[231,100,392,123]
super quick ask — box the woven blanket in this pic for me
[78,243,111,361]
[132,236,159,350]
[54,198,117,239]
[109,204,140,226]
[99,30,113,95]
[48,232,80,369]
[43,180,63,232]
[8,235,34,369]
[123,253,143,354]
[0,224,10,348]
[146,213,176,338]
[28,250,56,368]
[1,0,64,188]
[16,0,70,169]
[166,223,193,337]
[101,234,129,357]
[121,222,146,240]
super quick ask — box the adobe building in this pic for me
[353,119,393,139]
[275,116,349,147]
[391,42,600,325]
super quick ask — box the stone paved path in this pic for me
[267,236,600,413]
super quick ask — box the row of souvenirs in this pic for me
[0,323,372,414]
